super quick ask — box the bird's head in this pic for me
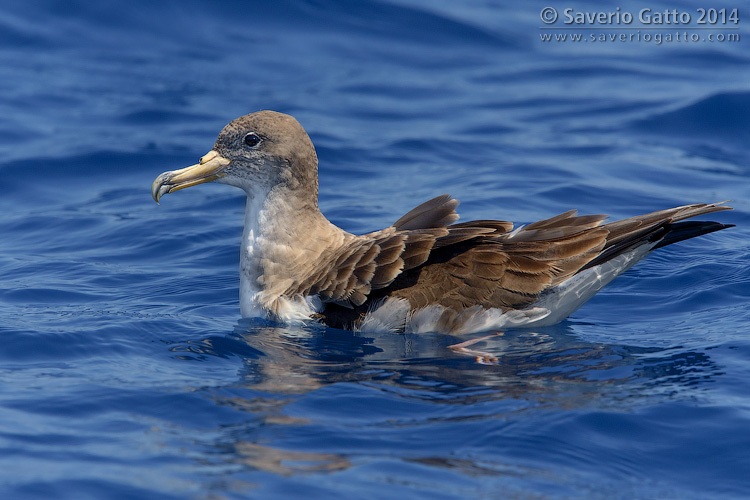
[151,110,318,203]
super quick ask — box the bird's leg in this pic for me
[447,332,504,364]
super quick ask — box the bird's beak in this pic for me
[151,150,231,203]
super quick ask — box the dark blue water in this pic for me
[1,1,749,498]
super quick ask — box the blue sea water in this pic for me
[1,0,749,498]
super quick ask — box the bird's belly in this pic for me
[355,298,550,335]
[529,242,654,327]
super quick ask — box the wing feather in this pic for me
[392,194,460,230]
[287,198,731,320]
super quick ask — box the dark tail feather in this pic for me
[654,221,735,249]
[580,220,732,273]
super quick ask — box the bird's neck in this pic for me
[239,185,348,320]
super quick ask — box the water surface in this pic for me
[1,1,749,499]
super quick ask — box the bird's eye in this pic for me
[243,132,262,148]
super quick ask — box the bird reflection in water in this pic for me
[167,322,721,478]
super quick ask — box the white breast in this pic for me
[238,190,326,323]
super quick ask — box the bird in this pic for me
[151,110,733,335]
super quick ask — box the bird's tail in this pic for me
[654,220,735,249]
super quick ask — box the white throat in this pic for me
[239,188,271,318]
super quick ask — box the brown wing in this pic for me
[287,195,606,309]
[290,196,731,328]
[387,201,731,310]
[290,228,445,306]
[384,211,609,312]
[287,195,500,306]
[309,205,611,330]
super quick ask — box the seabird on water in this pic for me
[152,111,733,335]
